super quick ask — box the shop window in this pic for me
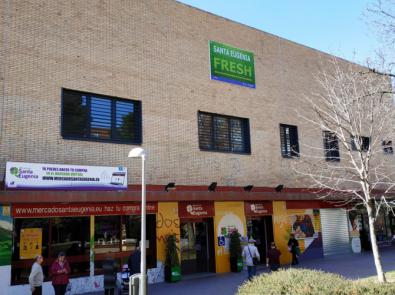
[94,215,157,274]
[12,219,49,285]
[61,89,142,144]
[198,111,251,154]
[383,140,393,154]
[280,124,299,158]
[351,135,370,152]
[323,131,340,161]
[95,216,121,254]
[51,217,90,277]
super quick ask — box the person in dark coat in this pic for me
[266,242,281,271]
[127,245,141,275]
[287,233,299,265]
[103,257,117,295]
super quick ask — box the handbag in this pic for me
[247,245,259,266]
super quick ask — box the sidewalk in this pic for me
[82,246,395,295]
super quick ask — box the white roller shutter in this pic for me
[320,209,350,256]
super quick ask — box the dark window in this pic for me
[62,89,142,144]
[323,131,340,161]
[198,111,251,154]
[383,140,393,154]
[280,124,299,158]
[351,136,370,152]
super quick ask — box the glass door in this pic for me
[180,221,209,275]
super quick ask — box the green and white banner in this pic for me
[209,40,255,88]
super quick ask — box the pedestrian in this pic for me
[50,251,71,295]
[127,244,141,275]
[103,257,117,295]
[29,255,44,295]
[288,233,300,265]
[242,238,260,281]
[266,242,281,271]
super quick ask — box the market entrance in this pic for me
[180,219,215,275]
[245,201,274,263]
[178,201,215,275]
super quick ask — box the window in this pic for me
[351,136,370,152]
[383,140,393,154]
[323,131,340,161]
[198,111,251,154]
[62,89,142,144]
[280,124,299,158]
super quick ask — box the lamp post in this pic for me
[128,147,146,295]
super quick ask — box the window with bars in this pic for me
[198,111,251,154]
[279,124,299,158]
[351,136,370,152]
[61,89,142,144]
[383,140,393,154]
[323,131,340,161]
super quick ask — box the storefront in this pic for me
[10,202,158,286]
[349,207,395,251]
[244,201,274,263]
[178,202,215,275]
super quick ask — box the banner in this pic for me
[244,201,273,216]
[12,202,157,218]
[6,162,127,190]
[20,228,42,260]
[178,201,214,218]
[209,40,255,88]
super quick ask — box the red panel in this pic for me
[178,201,214,218]
[286,201,339,209]
[244,201,273,216]
[12,202,157,218]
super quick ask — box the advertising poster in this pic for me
[20,228,42,259]
[5,162,127,190]
[0,206,12,266]
[209,40,255,88]
[290,214,316,239]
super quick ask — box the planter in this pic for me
[165,265,181,282]
[230,256,238,272]
[237,257,243,272]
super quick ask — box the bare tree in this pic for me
[294,58,395,283]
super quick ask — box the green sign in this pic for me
[209,40,255,88]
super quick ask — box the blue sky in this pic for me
[177,0,379,64]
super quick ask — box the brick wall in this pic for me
[1,0,391,187]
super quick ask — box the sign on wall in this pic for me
[5,162,127,190]
[20,228,42,260]
[12,202,157,218]
[209,40,255,88]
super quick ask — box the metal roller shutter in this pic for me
[320,209,351,256]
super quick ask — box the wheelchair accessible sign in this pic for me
[209,40,255,88]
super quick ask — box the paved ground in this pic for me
[82,246,395,295]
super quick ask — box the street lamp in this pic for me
[128,147,147,295]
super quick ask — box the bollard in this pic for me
[129,273,141,295]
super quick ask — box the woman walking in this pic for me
[51,252,71,295]
[29,255,44,295]
[242,238,260,281]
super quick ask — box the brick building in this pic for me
[1,0,394,294]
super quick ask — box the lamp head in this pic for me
[128,147,145,158]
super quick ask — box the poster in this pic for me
[209,40,255,88]
[0,206,12,266]
[290,214,316,239]
[20,228,42,259]
[6,162,127,190]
